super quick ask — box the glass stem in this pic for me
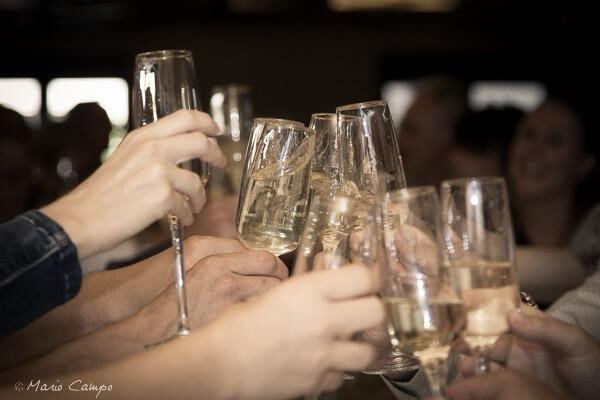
[169,216,191,336]
[422,357,449,400]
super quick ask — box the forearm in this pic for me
[0,253,173,369]
[516,246,586,305]
[0,302,173,383]
[0,324,231,400]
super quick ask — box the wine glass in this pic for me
[235,118,314,256]
[381,186,466,399]
[208,83,253,197]
[131,49,206,344]
[309,113,342,197]
[440,176,520,374]
[294,193,380,275]
[336,100,416,375]
[309,113,369,201]
[336,100,406,198]
[294,192,382,399]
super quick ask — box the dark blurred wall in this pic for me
[0,2,596,124]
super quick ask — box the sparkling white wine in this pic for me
[443,261,519,349]
[384,297,466,361]
[237,160,311,256]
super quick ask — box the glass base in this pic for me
[362,350,420,375]
[144,329,191,349]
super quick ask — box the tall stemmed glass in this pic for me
[309,113,363,200]
[294,192,382,399]
[381,186,466,400]
[440,177,520,374]
[309,113,342,196]
[236,118,314,256]
[337,100,416,374]
[132,49,207,342]
[336,100,406,199]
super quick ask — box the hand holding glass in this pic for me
[440,177,520,374]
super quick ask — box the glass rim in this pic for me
[135,49,193,60]
[254,117,305,127]
[441,176,506,188]
[262,123,314,136]
[310,113,336,120]
[389,185,438,200]
[336,99,389,112]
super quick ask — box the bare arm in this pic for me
[516,246,586,305]
[0,236,247,369]
[0,249,286,380]
[1,266,382,400]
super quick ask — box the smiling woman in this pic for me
[507,91,600,306]
[508,93,598,247]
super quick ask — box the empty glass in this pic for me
[336,100,406,198]
[131,49,204,343]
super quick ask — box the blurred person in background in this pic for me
[397,75,468,186]
[508,91,599,306]
[0,105,39,223]
[1,110,225,335]
[448,105,523,179]
[36,102,112,203]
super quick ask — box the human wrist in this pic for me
[40,192,94,259]
[199,315,242,400]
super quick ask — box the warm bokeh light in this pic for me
[0,78,41,118]
[46,77,129,126]
[382,81,415,125]
[470,81,546,111]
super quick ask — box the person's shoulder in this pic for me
[571,202,600,274]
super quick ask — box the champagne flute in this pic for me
[294,192,381,399]
[132,49,206,343]
[337,100,417,374]
[440,176,519,374]
[381,186,466,400]
[236,118,314,256]
[309,113,364,200]
[294,193,380,275]
[309,113,342,196]
[336,100,406,198]
[208,83,253,197]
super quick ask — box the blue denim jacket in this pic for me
[0,210,81,336]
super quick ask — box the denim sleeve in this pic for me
[0,210,81,336]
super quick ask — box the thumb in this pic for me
[507,310,589,357]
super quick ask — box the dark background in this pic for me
[0,0,596,124]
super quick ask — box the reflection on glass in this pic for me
[440,176,519,374]
[236,119,314,256]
